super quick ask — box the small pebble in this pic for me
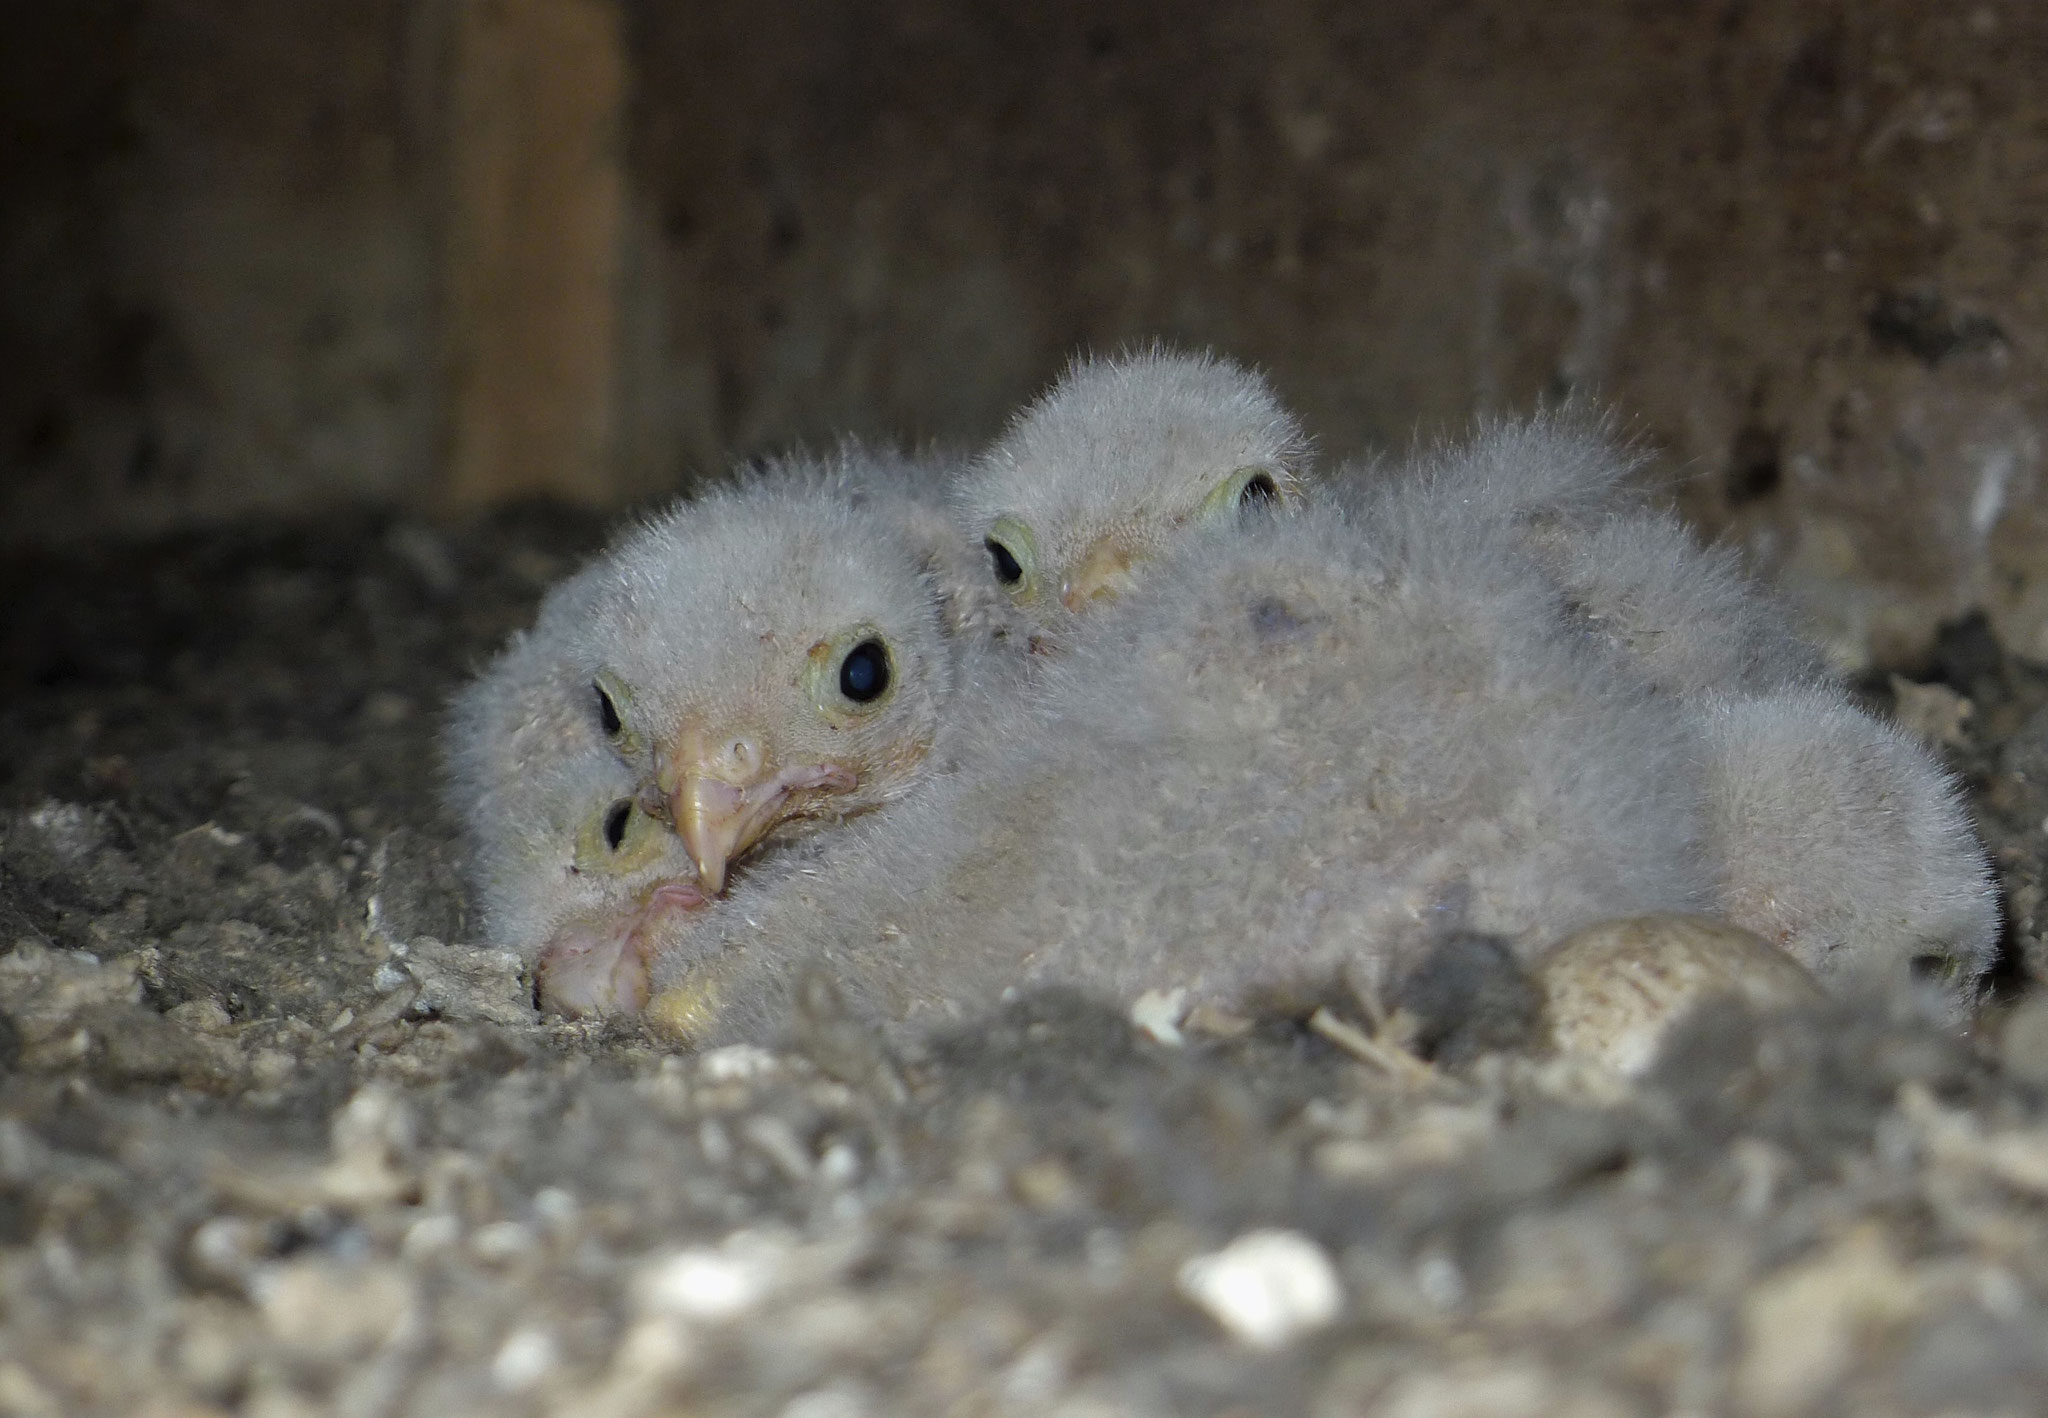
[1888,675,1973,748]
[639,1233,788,1321]
[1177,1229,1342,1349]
[698,1045,781,1081]
[817,1141,862,1188]
[400,1214,461,1261]
[1129,987,1188,1046]
[491,1327,558,1392]
[471,1221,537,1263]
[252,1260,411,1360]
[166,999,236,1036]
[189,1217,267,1284]
[1736,1226,1919,1416]
[27,801,102,859]
[533,1186,579,1226]
[248,1049,296,1090]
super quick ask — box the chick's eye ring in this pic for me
[591,671,644,756]
[573,795,666,874]
[984,516,1040,600]
[806,625,898,720]
[1200,465,1292,523]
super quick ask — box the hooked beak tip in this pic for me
[671,782,741,896]
[661,738,862,896]
[690,848,728,897]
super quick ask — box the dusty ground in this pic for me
[4,509,2048,1418]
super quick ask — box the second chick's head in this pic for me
[957,347,1310,637]
[573,472,954,895]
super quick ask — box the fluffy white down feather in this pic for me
[644,476,1717,1044]
[1347,415,1998,1011]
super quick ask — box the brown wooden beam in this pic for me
[440,0,625,507]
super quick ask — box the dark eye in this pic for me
[838,638,891,703]
[602,798,632,851]
[595,681,622,737]
[986,538,1024,585]
[1239,472,1279,509]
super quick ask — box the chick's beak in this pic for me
[659,728,857,895]
[1060,538,1139,612]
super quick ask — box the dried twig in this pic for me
[1308,1006,1436,1086]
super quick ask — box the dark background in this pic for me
[7,0,2047,669]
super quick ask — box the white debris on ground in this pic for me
[1177,1229,1344,1349]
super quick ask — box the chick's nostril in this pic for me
[1061,574,1124,612]
[725,737,763,777]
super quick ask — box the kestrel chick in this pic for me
[566,456,959,896]
[444,557,706,1015]
[640,417,1999,1045]
[956,348,1312,640]
[1696,686,1998,1016]
[1358,415,1997,1012]
[1343,413,1824,698]
[446,449,968,1014]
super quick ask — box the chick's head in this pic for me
[573,480,953,894]
[958,348,1310,635]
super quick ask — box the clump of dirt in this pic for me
[2,510,2047,1417]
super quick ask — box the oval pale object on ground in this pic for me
[1541,914,1822,1076]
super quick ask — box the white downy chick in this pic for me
[444,556,706,1016]
[641,480,1717,1046]
[957,347,1312,642]
[1364,415,1998,1011]
[1696,686,1998,1018]
[446,448,968,1016]
[567,453,961,899]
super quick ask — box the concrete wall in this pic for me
[7,0,2048,665]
